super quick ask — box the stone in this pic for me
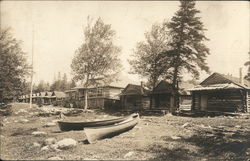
[20,119,29,123]
[41,145,49,151]
[102,115,108,118]
[55,138,77,150]
[18,109,27,113]
[235,125,241,128]
[171,136,181,140]
[48,156,63,160]
[181,123,190,128]
[32,131,47,136]
[52,119,61,123]
[44,122,56,127]
[33,142,41,148]
[124,151,135,158]
[44,138,57,145]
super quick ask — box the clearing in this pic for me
[1,103,250,160]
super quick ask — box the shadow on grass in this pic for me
[148,128,250,160]
[11,128,38,136]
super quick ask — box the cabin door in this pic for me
[200,95,208,111]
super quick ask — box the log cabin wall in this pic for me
[150,93,171,109]
[191,92,200,111]
[179,95,192,110]
[192,89,246,112]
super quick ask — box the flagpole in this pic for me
[29,26,34,108]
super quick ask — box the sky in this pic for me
[1,1,249,86]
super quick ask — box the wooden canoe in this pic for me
[58,113,138,131]
[84,113,139,143]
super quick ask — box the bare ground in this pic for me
[1,103,250,160]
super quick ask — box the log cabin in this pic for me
[120,84,150,111]
[50,91,66,106]
[73,85,124,109]
[190,72,250,113]
[37,92,46,105]
[44,92,53,105]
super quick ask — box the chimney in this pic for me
[140,81,144,94]
[239,68,243,85]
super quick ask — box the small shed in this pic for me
[150,80,193,111]
[190,73,250,112]
[120,84,150,111]
[150,81,175,111]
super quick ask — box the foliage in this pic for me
[0,28,30,102]
[49,72,73,91]
[244,52,250,81]
[164,0,210,88]
[71,17,121,87]
[34,80,50,93]
[129,22,171,89]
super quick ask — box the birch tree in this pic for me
[71,17,121,109]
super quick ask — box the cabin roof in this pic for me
[190,73,250,91]
[152,81,174,94]
[52,91,66,98]
[65,89,77,93]
[74,85,124,90]
[152,80,194,95]
[121,84,150,96]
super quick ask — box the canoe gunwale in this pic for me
[58,113,138,131]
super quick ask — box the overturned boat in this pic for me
[58,113,138,131]
[84,113,139,143]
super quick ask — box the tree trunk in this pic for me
[84,89,88,110]
[172,65,179,112]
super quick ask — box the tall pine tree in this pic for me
[244,52,250,81]
[164,0,210,110]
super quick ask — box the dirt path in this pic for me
[1,103,250,160]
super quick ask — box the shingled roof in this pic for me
[120,84,150,96]
[190,72,250,91]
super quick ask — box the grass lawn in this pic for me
[1,103,250,160]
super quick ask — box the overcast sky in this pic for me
[1,1,249,85]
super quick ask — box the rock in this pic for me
[102,115,108,118]
[171,136,181,140]
[52,119,61,123]
[44,138,57,145]
[124,151,135,158]
[181,123,190,128]
[55,138,77,150]
[48,156,63,160]
[33,142,41,148]
[32,131,47,136]
[18,109,27,113]
[41,145,49,151]
[235,125,241,128]
[20,119,29,123]
[44,122,56,127]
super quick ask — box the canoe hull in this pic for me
[58,113,137,131]
[84,114,139,143]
